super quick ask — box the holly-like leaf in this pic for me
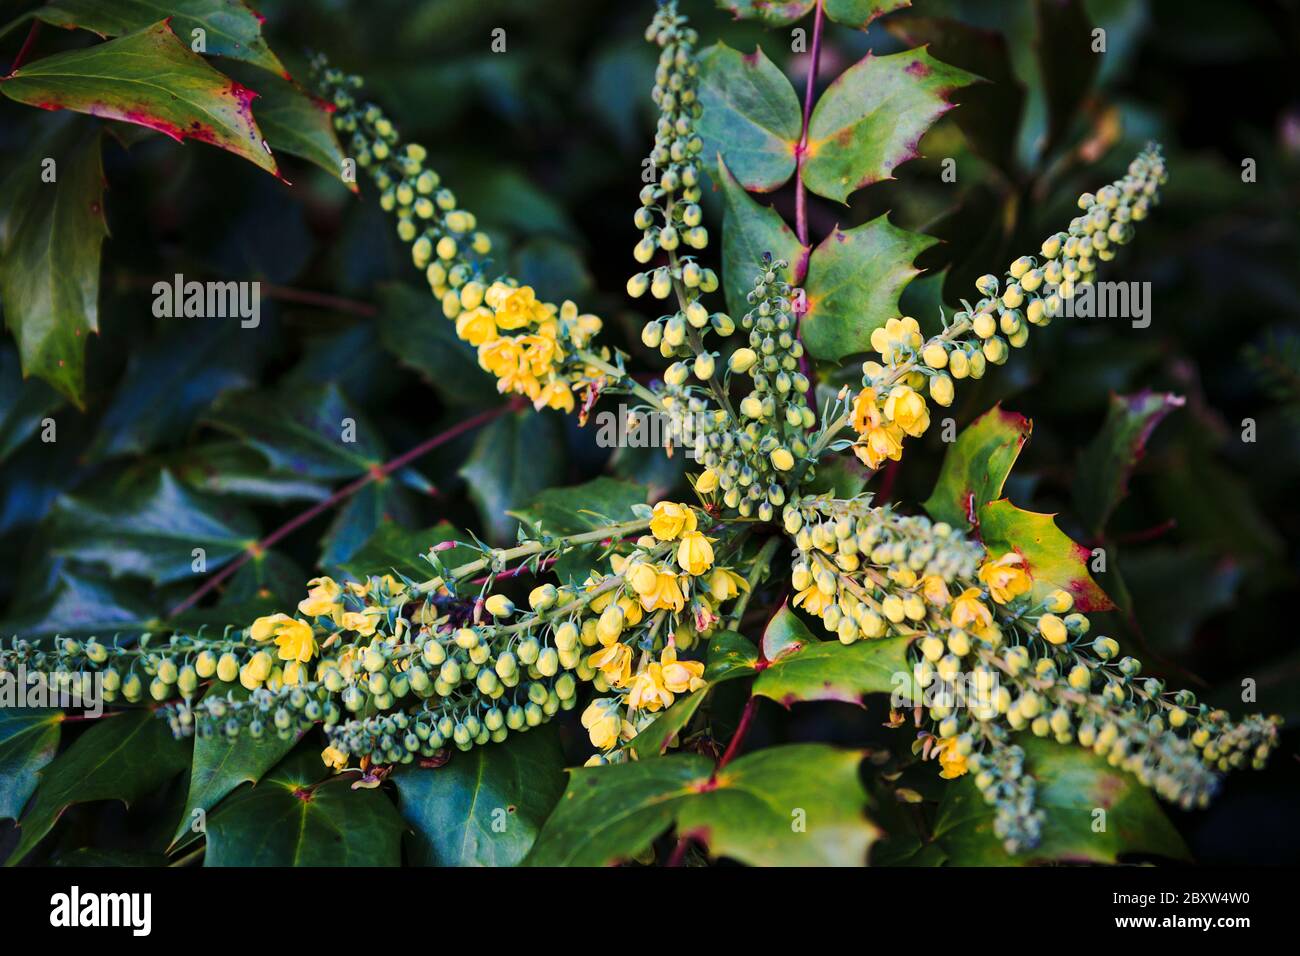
[923,405,1032,529]
[716,0,815,28]
[318,481,422,569]
[1073,391,1184,536]
[0,571,158,640]
[978,500,1113,612]
[170,682,305,850]
[458,409,565,544]
[247,72,353,186]
[391,724,566,867]
[824,0,911,30]
[170,442,334,504]
[696,42,801,193]
[802,47,977,203]
[341,520,471,582]
[7,710,191,865]
[1,20,279,177]
[931,737,1189,865]
[49,468,258,585]
[0,709,62,821]
[885,14,1026,178]
[800,215,936,362]
[204,750,404,866]
[753,607,915,705]
[705,629,762,683]
[527,744,876,867]
[376,283,498,405]
[717,155,808,321]
[36,0,287,75]
[511,477,646,536]
[0,128,107,407]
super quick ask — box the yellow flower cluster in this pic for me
[440,279,607,412]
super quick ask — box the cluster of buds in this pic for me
[850,145,1168,469]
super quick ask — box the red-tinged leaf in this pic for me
[977,499,1114,612]
[923,405,1033,530]
[800,214,936,362]
[1072,390,1184,536]
[824,0,912,30]
[36,0,287,76]
[803,46,978,203]
[0,127,107,407]
[716,1,816,31]
[1,20,280,178]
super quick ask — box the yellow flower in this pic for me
[250,614,317,664]
[297,576,342,620]
[659,645,706,694]
[560,300,603,347]
[650,501,697,541]
[883,385,930,437]
[282,659,309,686]
[935,737,968,779]
[793,583,834,616]
[854,422,904,470]
[521,333,562,377]
[455,306,498,346]
[869,316,923,364]
[581,698,622,751]
[1038,612,1069,645]
[950,587,992,631]
[321,746,348,771]
[978,553,1032,605]
[533,378,575,413]
[639,569,686,612]
[695,469,719,494]
[341,610,381,637]
[625,664,673,713]
[921,575,952,607]
[250,612,294,643]
[676,531,714,576]
[707,567,749,602]
[589,642,632,686]
[495,285,546,330]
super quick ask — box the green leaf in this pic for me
[49,468,258,585]
[220,550,304,610]
[247,72,353,186]
[0,709,62,821]
[527,744,877,866]
[824,0,910,30]
[0,128,107,407]
[629,689,708,758]
[800,215,936,362]
[319,481,421,569]
[0,571,158,640]
[1073,391,1184,536]
[458,409,565,544]
[923,405,1033,529]
[977,500,1114,612]
[170,442,333,504]
[753,607,914,705]
[7,710,191,865]
[803,47,976,203]
[391,724,566,866]
[717,155,808,321]
[36,0,287,75]
[204,750,404,866]
[0,344,63,462]
[376,283,499,405]
[705,629,761,683]
[1035,0,1099,156]
[206,384,386,481]
[696,42,801,192]
[1,20,279,177]
[170,682,305,850]
[341,521,472,582]
[511,237,593,304]
[884,14,1026,178]
[511,476,646,536]
[932,737,1189,865]
[716,0,815,28]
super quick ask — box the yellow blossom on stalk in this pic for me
[851,387,905,469]
[676,531,714,576]
[581,698,623,750]
[793,583,834,616]
[650,501,698,541]
[645,569,687,612]
[870,316,923,364]
[659,645,706,694]
[707,567,749,602]
[455,307,497,346]
[978,553,1032,605]
[534,378,576,413]
[589,641,632,686]
[250,614,318,666]
[935,737,968,779]
[493,284,547,330]
[321,746,348,771]
[560,300,602,346]
[626,664,673,713]
[921,575,952,607]
[298,576,343,621]
[341,609,382,637]
[695,469,719,494]
[950,588,992,631]
[883,384,930,437]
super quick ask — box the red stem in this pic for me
[714,695,759,773]
[8,20,40,73]
[167,400,522,618]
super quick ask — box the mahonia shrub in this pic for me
[0,1,1286,868]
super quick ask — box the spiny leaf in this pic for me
[803,46,977,203]
[978,499,1114,612]
[800,215,936,362]
[717,155,808,321]
[716,0,815,28]
[923,405,1033,529]
[36,0,287,75]
[1,20,279,177]
[1073,390,1184,536]
[824,0,911,30]
[243,70,353,186]
[0,709,62,822]
[696,41,801,192]
[0,127,107,407]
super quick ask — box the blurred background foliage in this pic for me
[1,0,1297,864]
